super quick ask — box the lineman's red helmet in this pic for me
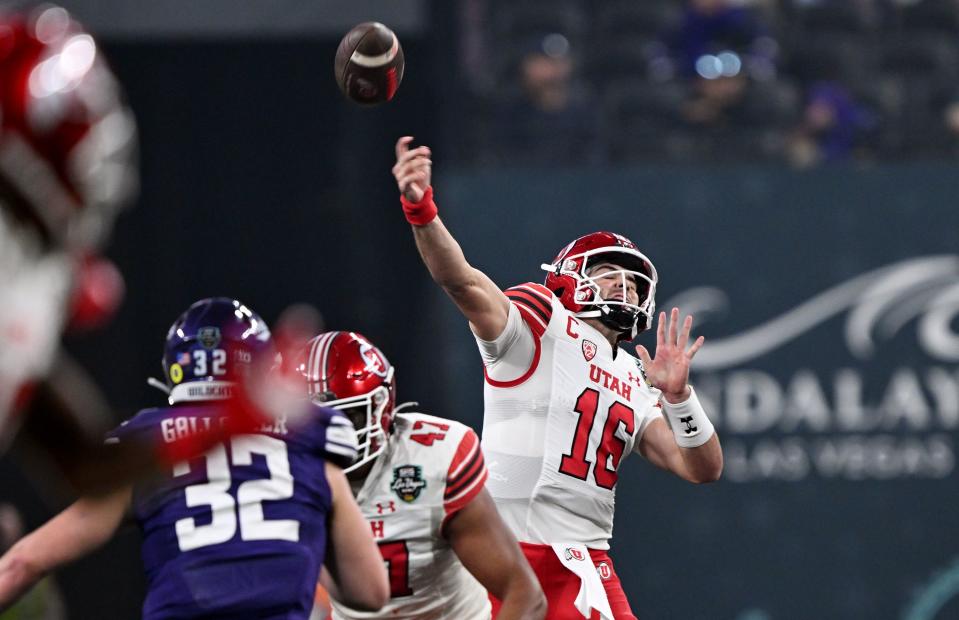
[297,331,396,473]
[0,5,138,251]
[541,231,658,340]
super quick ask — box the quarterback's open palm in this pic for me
[636,307,704,401]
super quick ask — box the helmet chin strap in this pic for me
[598,305,640,340]
[574,305,640,343]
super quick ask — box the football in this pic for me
[334,22,404,105]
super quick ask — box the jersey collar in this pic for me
[576,317,619,359]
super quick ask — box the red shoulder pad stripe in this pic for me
[507,282,553,312]
[442,467,487,520]
[443,431,487,520]
[524,282,554,302]
[506,286,551,314]
[445,446,485,500]
[506,290,551,324]
[513,303,547,339]
[447,430,479,479]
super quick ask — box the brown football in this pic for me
[334,22,404,105]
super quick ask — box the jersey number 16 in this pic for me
[559,388,635,490]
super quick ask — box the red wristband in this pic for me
[401,186,438,226]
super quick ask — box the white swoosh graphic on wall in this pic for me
[662,256,959,371]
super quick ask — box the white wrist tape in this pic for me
[661,386,714,448]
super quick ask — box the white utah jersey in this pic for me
[331,412,491,620]
[476,282,663,550]
[0,211,72,441]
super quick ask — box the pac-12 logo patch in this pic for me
[391,465,426,502]
[197,326,221,349]
[565,547,586,562]
[582,340,597,361]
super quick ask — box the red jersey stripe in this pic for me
[505,287,552,319]
[525,282,554,300]
[447,430,480,482]
[442,468,488,520]
[442,430,488,525]
[445,448,485,499]
[484,330,542,388]
[513,303,547,338]
[509,282,553,306]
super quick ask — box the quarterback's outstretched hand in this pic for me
[636,307,704,403]
[393,136,431,203]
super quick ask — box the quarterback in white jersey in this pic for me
[393,137,723,620]
[300,331,545,620]
[479,280,663,549]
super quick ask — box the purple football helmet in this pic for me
[162,298,272,405]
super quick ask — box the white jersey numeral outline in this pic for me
[173,434,300,551]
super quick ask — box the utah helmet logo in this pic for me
[613,233,636,249]
[359,341,389,378]
[597,562,612,580]
[582,339,597,361]
[564,547,585,562]
[197,327,221,350]
[391,465,426,502]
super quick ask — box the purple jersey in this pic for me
[109,403,358,620]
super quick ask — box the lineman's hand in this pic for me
[393,136,431,203]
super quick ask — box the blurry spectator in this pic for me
[681,55,751,127]
[787,82,876,167]
[672,50,797,160]
[942,93,959,154]
[487,34,602,166]
[665,0,778,80]
[653,0,790,159]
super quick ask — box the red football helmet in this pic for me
[0,5,138,251]
[297,331,396,473]
[541,231,658,340]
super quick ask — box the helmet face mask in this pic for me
[581,268,643,332]
[542,233,658,340]
[298,332,396,474]
[312,380,393,474]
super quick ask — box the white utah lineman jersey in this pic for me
[331,412,491,620]
[0,211,72,443]
[476,282,663,550]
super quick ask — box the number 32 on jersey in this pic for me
[173,435,299,551]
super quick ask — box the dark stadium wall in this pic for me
[438,165,959,620]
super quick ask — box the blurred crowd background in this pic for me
[1,1,957,619]
[459,0,959,165]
